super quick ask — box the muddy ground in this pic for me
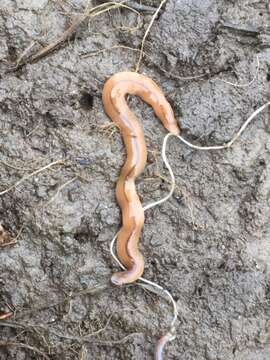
[0,0,270,359]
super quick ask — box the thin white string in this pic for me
[143,133,176,211]
[110,100,270,355]
[110,233,178,328]
[214,55,260,88]
[174,101,270,151]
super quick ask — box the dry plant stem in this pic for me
[2,315,114,343]
[85,1,141,34]
[49,314,113,342]
[46,176,78,206]
[0,341,50,360]
[16,41,36,67]
[92,332,141,345]
[12,1,138,68]
[90,2,139,18]
[0,159,64,196]
[14,283,109,318]
[81,44,139,58]
[1,311,120,345]
[135,0,168,72]
[0,160,33,171]
[26,121,42,137]
[11,15,87,69]
[30,14,87,63]
[0,238,17,247]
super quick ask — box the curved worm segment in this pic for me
[102,72,180,285]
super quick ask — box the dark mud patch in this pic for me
[1,0,270,359]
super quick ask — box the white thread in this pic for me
[110,101,270,357]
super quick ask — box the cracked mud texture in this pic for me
[0,0,270,359]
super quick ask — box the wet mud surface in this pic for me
[0,0,270,359]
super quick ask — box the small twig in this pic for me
[0,313,113,343]
[12,224,24,243]
[26,120,42,137]
[221,22,260,36]
[88,2,139,19]
[135,0,168,72]
[0,159,33,171]
[15,41,36,68]
[43,314,114,342]
[84,1,141,35]
[0,341,50,360]
[0,239,17,247]
[81,44,139,58]
[46,176,78,206]
[0,159,64,196]
[28,14,87,65]
[1,312,113,345]
[127,1,158,13]
[92,332,141,345]
[0,320,139,348]
[6,14,86,71]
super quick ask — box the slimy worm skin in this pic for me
[102,72,180,285]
